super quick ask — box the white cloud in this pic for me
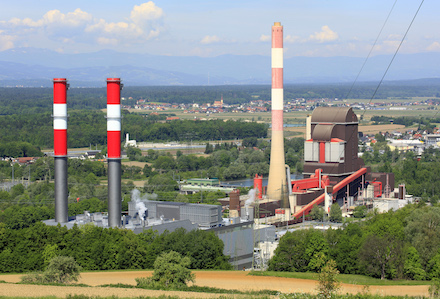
[130,2,163,25]
[309,25,338,43]
[43,8,92,27]
[85,19,144,40]
[200,35,220,44]
[0,31,14,51]
[259,34,270,42]
[0,2,165,48]
[285,35,300,44]
[427,42,440,52]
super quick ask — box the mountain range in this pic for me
[0,48,439,87]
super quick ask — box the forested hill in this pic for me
[1,80,440,115]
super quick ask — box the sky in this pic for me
[0,0,439,58]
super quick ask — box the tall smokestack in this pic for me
[106,78,122,227]
[267,22,288,206]
[53,78,69,223]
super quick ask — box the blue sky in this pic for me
[0,0,438,58]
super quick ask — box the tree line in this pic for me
[371,115,440,130]
[0,221,231,273]
[362,145,440,203]
[269,204,440,281]
[0,110,267,151]
[1,82,439,114]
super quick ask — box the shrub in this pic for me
[136,251,194,289]
[316,259,340,299]
[20,256,81,284]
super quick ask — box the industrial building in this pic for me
[43,21,410,272]
[127,200,222,229]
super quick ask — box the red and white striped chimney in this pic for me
[267,22,288,206]
[53,78,68,223]
[106,78,122,227]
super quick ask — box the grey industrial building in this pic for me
[44,198,274,270]
[128,200,222,229]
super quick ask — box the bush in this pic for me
[136,251,194,289]
[316,260,340,299]
[20,256,81,284]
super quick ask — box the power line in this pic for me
[312,0,425,192]
[360,0,425,120]
[344,0,398,101]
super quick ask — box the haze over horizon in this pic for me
[0,0,438,59]
[1,1,439,86]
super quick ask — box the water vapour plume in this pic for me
[131,189,147,220]
[245,189,256,217]
[245,189,256,207]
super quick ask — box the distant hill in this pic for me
[0,48,439,86]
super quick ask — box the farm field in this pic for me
[0,270,430,298]
[284,123,418,137]
[130,105,438,124]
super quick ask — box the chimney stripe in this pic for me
[271,89,284,110]
[271,49,283,68]
[272,68,283,88]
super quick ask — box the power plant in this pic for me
[43,22,411,269]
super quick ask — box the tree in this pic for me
[404,246,426,280]
[126,146,142,161]
[305,229,329,272]
[329,203,342,223]
[353,205,367,218]
[358,234,402,280]
[316,259,340,299]
[42,244,59,269]
[144,174,179,193]
[242,137,258,148]
[268,230,308,272]
[136,251,194,289]
[405,207,440,267]
[310,205,324,221]
[204,143,213,154]
[44,256,82,283]
[429,279,440,298]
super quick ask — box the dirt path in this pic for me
[0,271,430,298]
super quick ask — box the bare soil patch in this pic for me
[121,161,148,168]
[0,271,430,298]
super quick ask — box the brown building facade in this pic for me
[303,107,364,182]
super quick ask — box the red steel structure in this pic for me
[292,167,367,219]
[291,169,329,192]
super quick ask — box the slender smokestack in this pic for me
[53,78,69,223]
[267,22,288,206]
[106,78,122,227]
